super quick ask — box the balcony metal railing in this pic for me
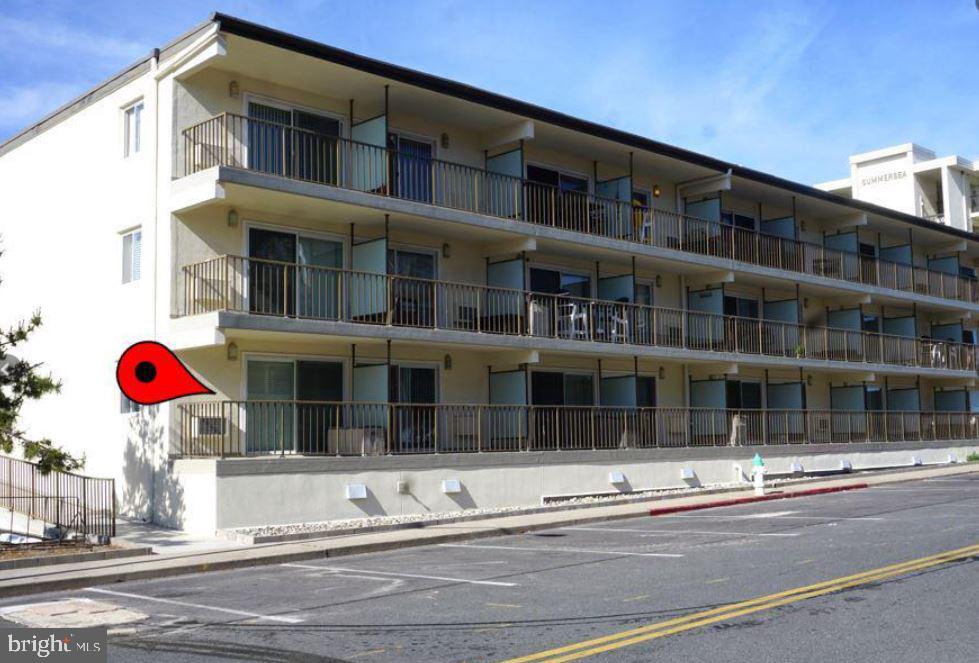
[173,400,979,458]
[180,113,979,305]
[181,255,979,373]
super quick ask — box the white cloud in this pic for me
[0,16,147,61]
[0,82,84,130]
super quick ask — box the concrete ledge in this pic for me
[0,545,152,572]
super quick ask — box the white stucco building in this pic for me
[2,15,979,535]
[817,143,979,234]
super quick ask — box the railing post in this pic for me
[387,275,394,325]
[476,290,482,333]
[383,404,392,455]
[591,408,596,451]
[434,406,440,453]
[282,265,289,317]
[224,257,230,310]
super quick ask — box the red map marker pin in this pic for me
[117,341,214,405]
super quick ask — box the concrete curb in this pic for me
[648,483,870,516]
[0,464,976,598]
[0,546,153,572]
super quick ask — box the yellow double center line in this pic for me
[505,542,979,662]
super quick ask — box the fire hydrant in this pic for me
[751,453,766,496]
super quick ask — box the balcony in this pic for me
[179,113,979,306]
[173,400,979,458]
[180,255,978,373]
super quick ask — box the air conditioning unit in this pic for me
[193,416,226,437]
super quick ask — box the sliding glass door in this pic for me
[247,101,341,184]
[526,165,589,230]
[248,228,343,319]
[246,359,344,454]
[295,360,343,453]
[391,365,437,452]
[248,228,296,316]
[530,371,594,449]
[390,133,434,203]
[388,248,436,327]
[245,360,295,453]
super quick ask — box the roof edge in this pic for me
[0,16,217,158]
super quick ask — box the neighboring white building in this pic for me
[2,15,979,535]
[816,143,979,233]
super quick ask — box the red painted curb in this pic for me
[649,483,870,516]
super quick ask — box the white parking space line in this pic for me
[663,514,885,521]
[924,478,979,483]
[280,563,519,587]
[439,543,684,558]
[562,526,800,537]
[871,488,979,493]
[84,588,303,624]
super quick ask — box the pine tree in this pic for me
[0,242,83,474]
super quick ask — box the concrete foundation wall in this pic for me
[169,442,979,533]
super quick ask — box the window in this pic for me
[120,393,141,414]
[726,380,762,409]
[865,386,884,411]
[123,101,143,157]
[721,211,756,230]
[529,267,591,298]
[723,295,759,319]
[637,376,656,407]
[634,282,654,306]
[531,371,594,406]
[122,230,141,283]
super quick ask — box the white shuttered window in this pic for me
[122,229,141,283]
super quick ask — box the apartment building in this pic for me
[817,143,979,233]
[2,14,979,533]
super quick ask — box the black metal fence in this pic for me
[0,455,115,540]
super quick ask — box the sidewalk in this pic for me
[0,463,976,598]
[114,519,247,555]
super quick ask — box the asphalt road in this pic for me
[2,474,979,662]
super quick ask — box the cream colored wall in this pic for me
[177,339,687,411]
[180,340,491,405]
[170,443,976,532]
[174,204,683,309]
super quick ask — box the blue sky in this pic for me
[1,0,976,183]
